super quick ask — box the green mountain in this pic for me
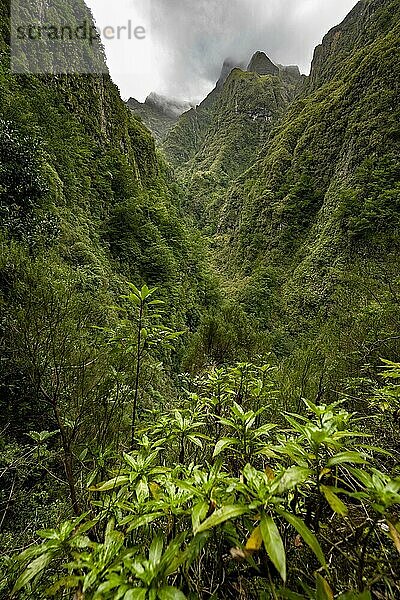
[247,51,279,75]
[164,54,303,225]
[160,58,246,167]
[0,0,210,308]
[0,0,221,578]
[2,0,400,598]
[0,0,212,444]
[214,0,400,377]
[127,92,194,142]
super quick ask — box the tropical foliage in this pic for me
[1,0,400,598]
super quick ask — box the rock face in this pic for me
[277,64,302,82]
[163,53,302,225]
[200,57,246,109]
[164,53,301,171]
[247,52,279,76]
[309,0,387,90]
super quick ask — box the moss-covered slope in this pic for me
[0,0,209,323]
[215,0,400,372]
[164,57,302,226]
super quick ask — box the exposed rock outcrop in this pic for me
[247,52,279,76]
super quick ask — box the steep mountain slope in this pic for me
[164,54,303,224]
[0,0,218,571]
[161,58,246,167]
[0,0,212,443]
[127,93,194,142]
[0,0,208,313]
[247,51,279,75]
[2,2,400,597]
[216,0,400,375]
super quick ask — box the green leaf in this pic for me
[89,475,129,492]
[141,286,157,300]
[358,444,392,457]
[124,453,138,469]
[126,294,141,306]
[320,486,348,516]
[254,424,277,437]
[347,467,372,488]
[337,592,372,600]
[158,586,187,600]
[231,401,245,416]
[191,501,209,532]
[388,520,400,554]
[125,512,164,532]
[316,573,334,600]
[175,480,198,495]
[277,509,326,569]
[13,552,53,593]
[124,588,147,599]
[194,505,248,534]
[187,435,203,448]
[213,438,239,458]
[260,515,286,582]
[327,452,366,467]
[276,466,311,493]
[149,535,164,565]
[246,526,263,551]
[136,479,150,502]
[283,414,306,435]
[160,534,187,577]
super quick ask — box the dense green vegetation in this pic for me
[213,0,400,384]
[1,0,400,598]
[3,347,400,599]
[0,0,217,589]
[163,63,302,229]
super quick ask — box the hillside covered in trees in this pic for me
[1,0,400,598]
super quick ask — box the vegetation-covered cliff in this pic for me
[163,54,303,226]
[127,93,194,143]
[214,0,400,386]
[0,0,213,581]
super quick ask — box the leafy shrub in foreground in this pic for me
[9,363,400,599]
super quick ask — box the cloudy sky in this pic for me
[86,0,359,102]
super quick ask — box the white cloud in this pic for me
[86,0,359,102]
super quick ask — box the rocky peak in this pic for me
[216,58,246,89]
[200,58,246,109]
[247,52,279,76]
[278,65,301,78]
